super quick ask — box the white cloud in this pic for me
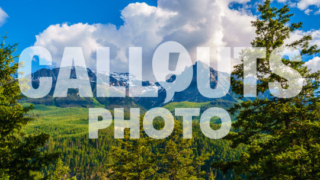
[34,0,257,80]
[287,30,320,48]
[297,0,320,10]
[304,8,313,15]
[286,29,320,72]
[315,9,320,14]
[0,7,8,27]
[34,0,320,78]
[305,57,320,72]
[276,0,288,3]
[277,0,320,14]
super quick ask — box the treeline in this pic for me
[35,121,245,179]
[2,0,320,179]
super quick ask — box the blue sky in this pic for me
[0,0,320,76]
[0,0,156,71]
[235,1,320,31]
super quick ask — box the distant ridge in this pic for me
[25,61,248,110]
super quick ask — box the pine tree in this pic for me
[158,120,212,180]
[49,158,77,180]
[106,119,158,180]
[49,158,72,180]
[0,36,59,179]
[107,118,212,180]
[213,1,320,179]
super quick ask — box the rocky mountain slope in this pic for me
[26,61,242,110]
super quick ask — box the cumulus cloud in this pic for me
[304,8,313,15]
[285,29,320,72]
[305,56,320,72]
[276,0,288,3]
[315,9,320,15]
[276,0,320,15]
[34,0,257,80]
[297,0,320,10]
[287,30,320,46]
[0,7,8,27]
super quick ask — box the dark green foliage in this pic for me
[23,104,245,179]
[107,118,242,180]
[157,120,212,180]
[213,1,320,179]
[106,121,158,180]
[164,100,238,123]
[49,158,76,180]
[0,36,59,179]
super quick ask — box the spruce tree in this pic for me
[106,120,158,180]
[158,120,212,180]
[0,36,59,179]
[107,117,212,180]
[49,158,76,180]
[213,1,320,179]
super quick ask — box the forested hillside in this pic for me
[2,0,320,179]
[23,104,245,179]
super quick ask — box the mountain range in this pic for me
[26,61,241,111]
